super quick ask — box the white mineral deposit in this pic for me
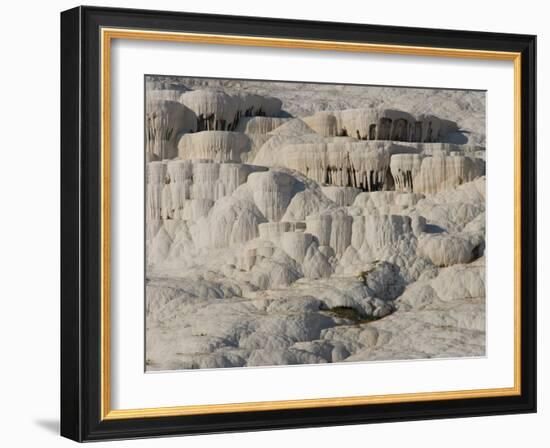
[145,77,486,371]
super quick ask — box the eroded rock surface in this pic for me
[145,76,486,370]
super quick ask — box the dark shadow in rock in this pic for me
[471,242,485,260]
[278,110,294,118]
[442,130,470,145]
[440,118,459,135]
[390,143,424,155]
[424,224,446,234]
[290,179,307,195]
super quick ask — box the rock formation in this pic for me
[177,131,251,162]
[144,76,487,371]
[302,108,458,142]
[179,89,282,132]
[146,100,197,160]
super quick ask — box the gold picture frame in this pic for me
[61,6,536,441]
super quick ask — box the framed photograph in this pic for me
[60,6,536,442]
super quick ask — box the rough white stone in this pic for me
[146,99,197,159]
[177,131,251,162]
[144,79,487,370]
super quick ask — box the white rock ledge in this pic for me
[144,78,486,370]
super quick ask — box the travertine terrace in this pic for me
[145,77,486,370]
